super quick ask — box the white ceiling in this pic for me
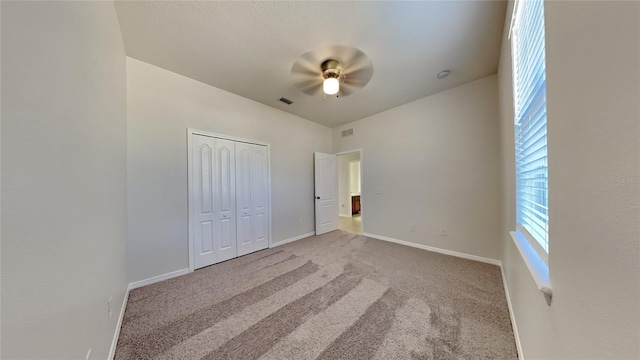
[115,1,506,128]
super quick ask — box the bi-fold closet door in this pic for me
[191,134,269,270]
[235,142,269,257]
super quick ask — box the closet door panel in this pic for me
[214,138,237,262]
[192,135,217,269]
[251,144,269,252]
[236,142,253,256]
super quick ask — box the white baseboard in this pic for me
[271,232,315,248]
[339,214,351,218]
[108,287,130,360]
[128,268,190,290]
[500,264,524,359]
[361,232,501,266]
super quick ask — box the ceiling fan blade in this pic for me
[291,62,319,78]
[293,51,321,73]
[344,67,374,87]
[301,83,323,96]
[291,50,323,94]
[300,50,322,66]
[295,78,323,94]
[331,45,358,64]
[338,83,358,97]
[330,45,370,73]
[344,51,369,70]
[343,53,372,75]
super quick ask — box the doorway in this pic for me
[337,151,362,234]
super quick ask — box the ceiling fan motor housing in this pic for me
[321,59,343,81]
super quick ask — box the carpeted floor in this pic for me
[115,231,518,359]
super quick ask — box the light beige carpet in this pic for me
[115,231,517,359]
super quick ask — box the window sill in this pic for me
[510,230,552,305]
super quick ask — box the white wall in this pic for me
[498,1,640,358]
[350,161,361,196]
[338,152,360,217]
[1,2,128,359]
[127,58,332,283]
[333,76,502,260]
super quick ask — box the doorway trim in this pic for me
[335,149,364,234]
[187,128,272,273]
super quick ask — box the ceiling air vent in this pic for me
[278,97,294,105]
[341,128,354,137]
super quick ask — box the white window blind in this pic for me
[511,0,549,259]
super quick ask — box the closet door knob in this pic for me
[316,196,320,200]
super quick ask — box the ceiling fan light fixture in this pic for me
[323,77,340,95]
[291,47,373,98]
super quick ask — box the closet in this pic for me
[189,132,270,270]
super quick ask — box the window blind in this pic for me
[511,0,549,257]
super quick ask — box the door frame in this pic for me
[187,128,272,272]
[335,149,364,233]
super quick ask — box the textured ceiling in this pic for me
[115,1,506,128]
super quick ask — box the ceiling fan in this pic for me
[291,45,374,98]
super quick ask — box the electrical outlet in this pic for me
[409,225,415,232]
[440,228,447,236]
[108,297,113,318]
[86,347,92,360]
[298,218,303,225]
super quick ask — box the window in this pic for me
[511,0,549,263]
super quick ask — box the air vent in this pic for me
[341,128,354,137]
[278,97,294,105]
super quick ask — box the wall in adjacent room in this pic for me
[333,75,502,261]
[1,2,128,358]
[498,1,640,358]
[350,161,361,196]
[338,152,360,217]
[126,58,332,283]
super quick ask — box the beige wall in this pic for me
[338,152,360,217]
[1,2,128,358]
[498,1,640,358]
[126,58,332,283]
[333,76,502,260]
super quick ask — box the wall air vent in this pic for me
[278,97,294,105]
[341,128,354,137]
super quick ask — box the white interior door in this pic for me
[250,144,269,253]
[190,130,271,270]
[192,135,216,268]
[236,142,269,256]
[213,138,237,263]
[314,152,338,235]
[192,135,237,269]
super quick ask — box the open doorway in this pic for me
[337,151,362,234]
